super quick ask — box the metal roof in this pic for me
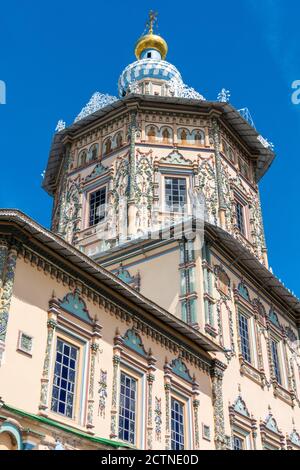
[43,95,275,195]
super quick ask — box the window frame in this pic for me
[169,388,193,451]
[87,185,108,227]
[270,337,282,386]
[164,176,188,213]
[238,310,252,365]
[49,328,88,425]
[171,396,185,450]
[235,200,246,236]
[118,360,146,449]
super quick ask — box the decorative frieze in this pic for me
[210,359,227,450]
[39,315,57,413]
[0,242,18,365]
[86,323,101,432]
[154,397,162,442]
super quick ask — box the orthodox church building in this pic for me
[0,13,300,451]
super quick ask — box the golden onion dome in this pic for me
[134,33,168,60]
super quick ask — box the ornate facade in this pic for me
[0,13,300,451]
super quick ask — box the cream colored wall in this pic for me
[0,255,214,450]
[208,248,300,448]
[108,244,182,318]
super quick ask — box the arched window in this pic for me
[104,138,112,155]
[180,129,187,144]
[162,128,171,143]
[147,126,156,142]
[89,144,98,161]
[78,149,87,167]
[194,131,204,145]
[116,133,123,148]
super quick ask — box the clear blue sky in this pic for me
[0,0,299,296]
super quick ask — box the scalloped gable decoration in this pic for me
[85,163,109,182]
[170,357,193,383]
[233,396,250,417]
[59,290,93,324]
[265,413,280,434]
[269,309,281,329]
[237,281,251,302]
[159,150,192,166]
[123,329,147,357]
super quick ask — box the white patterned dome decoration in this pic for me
[168,77,205,100]
[118,58,182,97]
[74,92,118,122]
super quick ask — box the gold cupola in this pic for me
[134,11,168,60]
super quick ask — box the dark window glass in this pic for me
[118,372,137,444]
[165,178,187,212]
[171,398,185,450]
[233,435,244,450]
[271,340,282,385]
[89,187,106,226]
[51,338,78,418]
[238,313,251,363]
[236,201,245,235]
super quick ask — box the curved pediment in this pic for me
[85,163,109,182]
[159,150,192,166]
[233,395,250,417]
[170,357,193,383]
[59,290,93,324]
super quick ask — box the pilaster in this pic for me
[0,240,18,366]
[210,359,227,450]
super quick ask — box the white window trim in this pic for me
[84,183,108,229]
[119,358,146,450]
[232,424,252,450]
[49,325,89,426]
[170,385,193,450]
[161,174,192,215]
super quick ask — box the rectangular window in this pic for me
[165,177,187,212]
[171,398,185,450]
[238,313,251,363]
[181,298,196,324]
[118,372,137,444]
[239,158,250,179]
[51,338,78,418]
[233,435,245,450]
[204,299,214,327]
[236,201,245,235]
[89,187,106,226]
[271,340,282,385]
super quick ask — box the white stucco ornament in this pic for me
[168,77,205,100]
[55,120,66,132]
[217,88,231,103]
[75,92,118,122]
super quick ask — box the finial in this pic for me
[147,10,158,35]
